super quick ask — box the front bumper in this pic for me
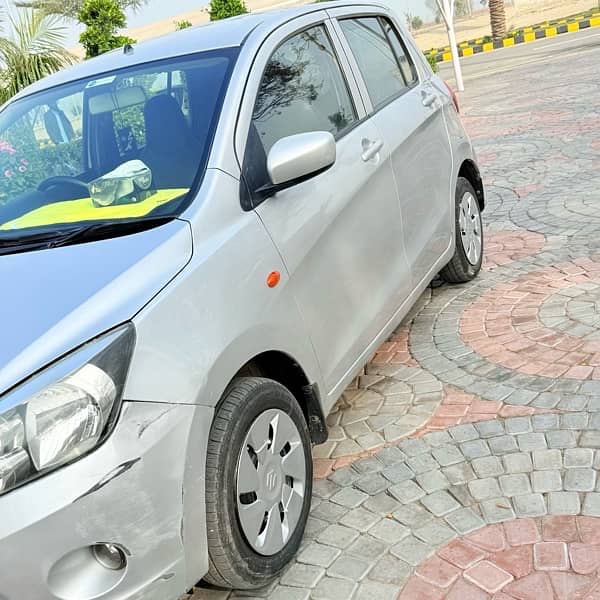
[0,401,197,600]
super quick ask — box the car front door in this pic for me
[237,15,412,401]
[330,10,454,286]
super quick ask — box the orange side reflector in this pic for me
[266,271,281,288]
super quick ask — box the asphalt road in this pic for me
[439,26,600,86]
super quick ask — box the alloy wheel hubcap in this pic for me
[459,191,482,265]
[236,409,306,556]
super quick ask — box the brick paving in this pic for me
[186,30,600,600]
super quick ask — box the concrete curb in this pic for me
[429,12,600,63]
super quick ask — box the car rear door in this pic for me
[236,13,412,400]
[329,8,454,286]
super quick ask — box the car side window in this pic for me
[338,17,414,109]
[251,25,357,156]
[381,19,418,86]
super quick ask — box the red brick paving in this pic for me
[484,230,546,270]
[398,518,600,599]
[461,260,600,379]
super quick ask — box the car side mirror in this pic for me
[256,131,336,199]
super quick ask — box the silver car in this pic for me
[0,2,484,598]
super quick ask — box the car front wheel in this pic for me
[204,377,312,589]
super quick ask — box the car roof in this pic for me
[14,1,388,100]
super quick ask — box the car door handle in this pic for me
[422,93,437,108]
[361,139,384,162]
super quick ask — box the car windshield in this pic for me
[0,48,237,245]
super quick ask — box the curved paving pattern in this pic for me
[187,25,600,600]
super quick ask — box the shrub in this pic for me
[426,52,439,73]
[175,19,193,30]
[209,0,248,21]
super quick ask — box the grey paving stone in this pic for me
[330,487,369,509]
[583,493,600,517]
[399,438,429,456]
[431,444,464,466]
[581,431,600,448]
[374,447,407,466]
[468,477,502,501]
[532,470,562,493]
[450,423,479,443]
[280,563,325,588]
[317,524,359,550]
[362,492,399,517]
[460,439,491,459]
[489,434,520,455]
[413,520,456,545]
[513,493,547,517]
[500,473,532,497]
[564,448,594,468]
[267,585,310,600]
[517,432,548,452]
[311,576,358,600]
[423,431,453,448]
[368,518,410,544]
[532,414,560,432]
[505,417,533,434]
[448,483,475,507]
[339,508,381,532]
[368,555,412,586]
[561,413,589,430]
[416,469,451,493]
[297,543,342,568]
[444,507,485,535]
[327,555,371,582]
[347,535,388,562]
[354,473,390,496]
[472,456,504,478]
[313,479,341,500]
[354,581,398,600]
[564,468,597,492]
[406,452,439,474]
[480,497,516,523]
[392,504,435,529]
[475,420,505,438]
[381,462,414,484]
[352,457,384,475]
[390,534,434,566]
[421,490,461,517]
[503,452,534,474]
[443,462,476,485]
[311,501,349,523]
[328,468,358,488]
[304,517,330,541]
[389,480,425,504]
[546,430,577,449]
[548,492,581,515]
[533,449,563,470]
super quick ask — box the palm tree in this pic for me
[488,0,507,40]
[0,10,74,105]
[15,0,147,20]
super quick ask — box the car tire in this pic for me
[204,377,313,589]
[440,177,484,284]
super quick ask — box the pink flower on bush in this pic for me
[18,166,26,173]
[0,140,17,155]
[4,169,13,178]
[20,158,28,166]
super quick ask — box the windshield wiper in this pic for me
[0,216,175,255]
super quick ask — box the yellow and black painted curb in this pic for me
[429,12,600,63]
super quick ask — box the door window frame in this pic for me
[326,7,422,116]
[234,12,368,210]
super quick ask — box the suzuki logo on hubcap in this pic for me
[266,470,278,491]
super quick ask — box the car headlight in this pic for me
[0,324,135,495]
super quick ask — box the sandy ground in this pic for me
[412,0,599,50]
[70,0,598,56]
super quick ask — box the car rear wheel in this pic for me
[440,177,484,283]
[204,377,312,589]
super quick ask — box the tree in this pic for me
[488,0,506,39]
[209,0,248,21]
[175,19,193,30]
[0,9,74,105]
[15,0,146,21]
[78,0,135,59]
[426,0,472,22]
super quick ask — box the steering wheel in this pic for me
[38,176,89,193]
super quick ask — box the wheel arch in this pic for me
[232,351,328,445]
[459,159,485,211]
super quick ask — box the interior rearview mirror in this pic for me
[265,131,336,192]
